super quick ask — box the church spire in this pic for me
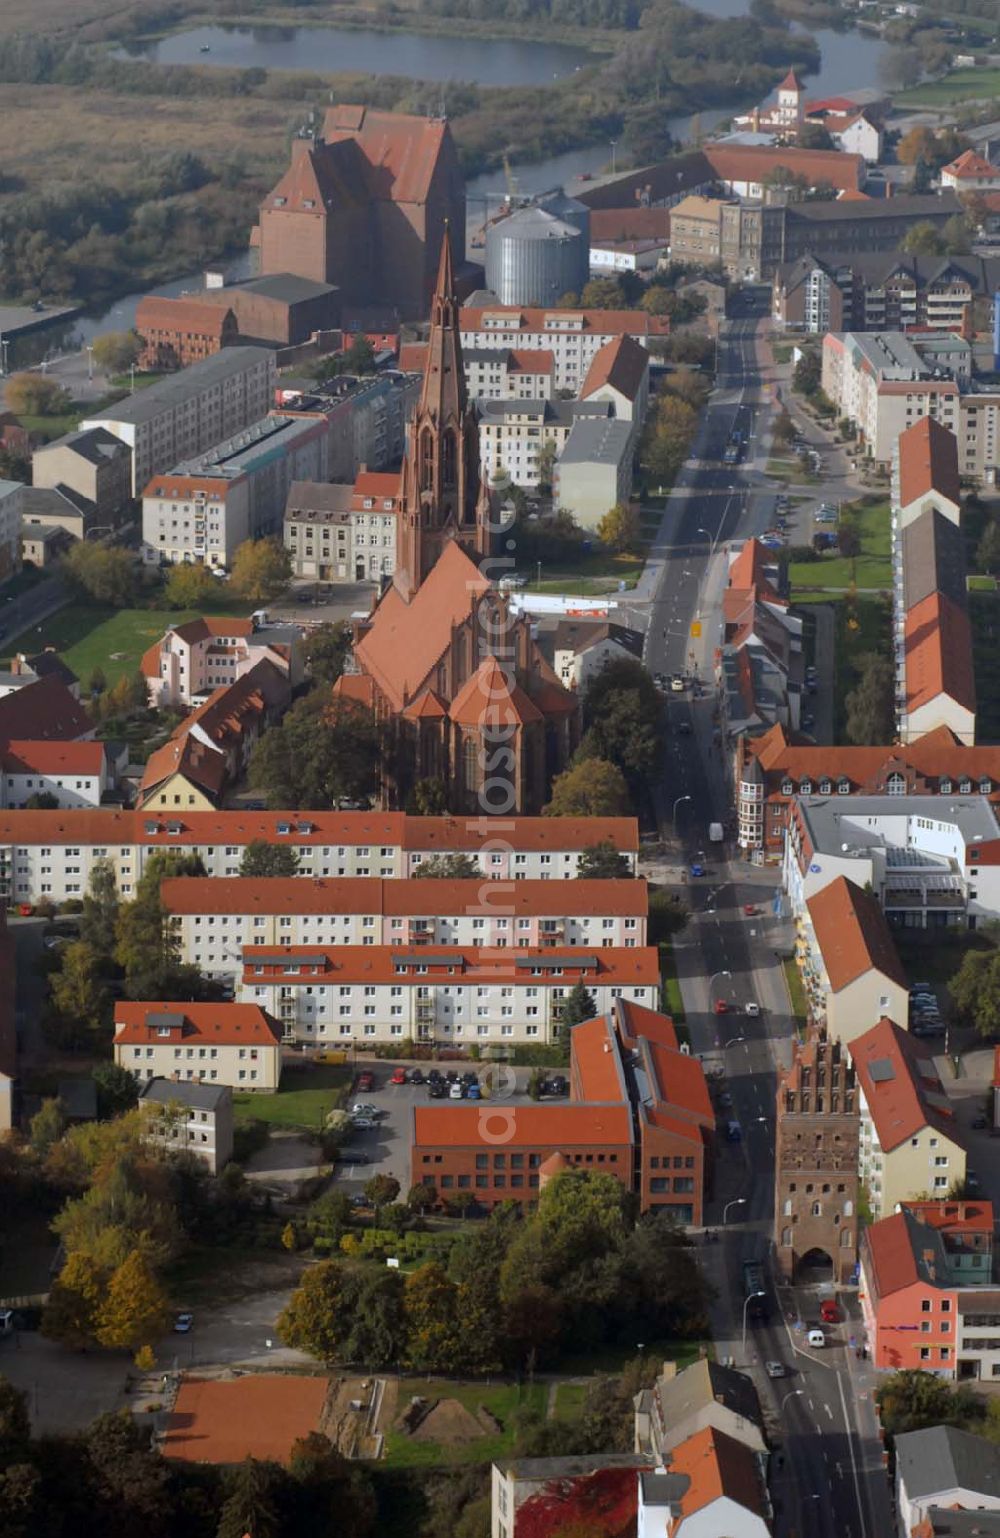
[394,223,490,600]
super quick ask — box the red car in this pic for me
[713,999,728,1015]
[743,904,758,916]
[820,1300,840,1324]
[355,1071,374,1092]
[390,1067,407,1085]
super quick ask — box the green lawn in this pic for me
[3,599,255,689]
[969,575,997,593]
[895,67,1000,106]
[556,1337,705,1376]
[787,498,891,594]
[766,456,816,486]
[552,1382,589,1422]
[233,1063,352,1131]
[782,955,808,1030]
[793,590,890,741]
[384,1379,548,1468]
[660,942,685,1023]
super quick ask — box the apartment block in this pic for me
[786,874,909,1045]
[283,470,399,582]
[164,875,648,976]
[0,741,111,810]
[81,346,277,495]
[139,1077,234,1174]
[114,1001,283,1091]
[31,427,132,527]
[141,412,328,568]
[141,616,300,709]
[415,999,712,1221]
[851,1016,966,1221]
[773,251,1000,335]
[459,305,668,393]
[0,480,21,587]
[478,398,612,488]
[239,944,660,1047]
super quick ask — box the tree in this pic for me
[5,372,72,417]
[876,1370,972,1440]
[48,941,111,1047]
[95,1250,170,1352]
[580,277,629,310]
[580,658,665,790]
[642,394,697,484]
[344,1269,407,1369]
[87,665,107,696]
[545,758,631,817]
[596,503,641,554]
[404,1262,460,1372]
[576,840,633,879]
[536,438,559,491]
[24,792,59,809]
[879,43,923,91]
[42,1251,104,1348]
[239,841,300,878]
[92,1063,139,1119]
[29,1097,64,1156]
[278,1260,352,1361]
[115,851,203,998]
[837,524,861,558]
[84,1407,170,1519]
[62,543,136,605]
[901,221,945,257]
[364,1173,401,1219]
[793,351,821,397]
[217,1458,283,1538]
[942,214,973,254]
[0,1378,30,1464]
[798,120,833,150]
[164,561,220,609]
[91,330,142,375]
[231,538,292,603]
[950,948,1000,1038]
[561,980,598,1031]
[977,519,1000,575]
[343,335,376,375]
[249,691,379,810]
[303,621,351,684]
[405,777,449,815]
[80,856,120,963]
[407,1182,436,1213]
[648,887,689,944]
[415,852,479,878]
[844,652,895,745]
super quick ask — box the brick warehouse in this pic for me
[410,1000,714,1221]
[774,1032,859,1285]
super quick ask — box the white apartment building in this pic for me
[141,413,327,568]
[0,809,639,905]
[239,944,660,1046]
[0,479,22,588]
[82,346,276,495]
[163,874,648,977]
[142,616,300,708]
[0,741,110,810]
[283,471,399,583]
[139,1077,234,1174]
[464,348,555,401]
[478,398,612,487]
[115,1001,282,1091]
[460,305,668,393]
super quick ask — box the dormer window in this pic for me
[960,780,972,794]
[277,821,291,835]
[940,778,952,794]
[819,779,832,795]
[838,778,850,795]
[980,779,991,795]
[800,779,812,795]
[781,779,793,796]
[886,772,905,796]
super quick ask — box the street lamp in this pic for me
[780,1388,804,1414]
[724,1036,745,1049]
[708,969,731,1004]
[742,1290,765,1354]
[723,1197,746,1224]
[672,794,691,834]
[697,524,720,564]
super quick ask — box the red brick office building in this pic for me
[410,999,714,1223]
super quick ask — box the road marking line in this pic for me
[837,1368,868,1538]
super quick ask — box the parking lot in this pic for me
[333,1063,566,1197]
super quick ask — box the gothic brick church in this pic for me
[333,232,580,814]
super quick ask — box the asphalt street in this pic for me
[640,307,893,1538]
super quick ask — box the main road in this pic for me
[638,307,893,1538]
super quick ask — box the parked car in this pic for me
[466,1083,482,1100]
[449,1082,465,1099]
[351,1102,378,1117]
[355,1072,374,1092]
[544,1075,568,1096]
[807,1329,825,1348]
[409,1068,425,1084]
[429,1084,446,1099]
[820,1300,840,1324]
[678,720,692,735]
[973,1114,989,1130]
[339,1150,369,1165]
[714,998,728,1015]
[745,1002,761,1017]
[765,1361,786,1379]
[352,1116,375,1130]
[690,863,705,878]
[173,1312,194,1334]
[390,1067,407,1085]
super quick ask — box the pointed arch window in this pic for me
[419,427,435,494]
[441,429,457,492]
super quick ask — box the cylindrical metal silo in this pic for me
[538,189,591,247]
[484,205,589,307]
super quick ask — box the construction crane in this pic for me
[502,151,519,202]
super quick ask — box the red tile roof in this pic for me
[0,806,638,853]
[705,142,863,193]
[897,416,961,513]
[354,540,491,711]
[580,334,649,405]
[508,348,555,374]
[807,876,907,992]
[904,592,976,715]
[353,470,401,503]
[460,305,669,339]
[333,674,376,709]
[114,1001,282,1047]
[850,1016,957,1152]
[162,874,648,917]
[669,1426,767,1520]
[174,659,288,750]
[779,67,804,92]
[447,655,543,727]
[905,1198,993,1233]
[743,722,1000,790]
[323,105,452,205]
[397,342,428,373]
[865,1210,921,1297]
[572,1014,629,1101]
[141,475,231,501]
[943,149,1000,181]
[589,208,672,243]
[402,687,447,720]
[0,676,92,745]
[242,944,660,988]
[0,739,104,775]
[412,1101,634,1148]
[139,735,226,803]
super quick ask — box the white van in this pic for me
[807,1328,825,1348]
